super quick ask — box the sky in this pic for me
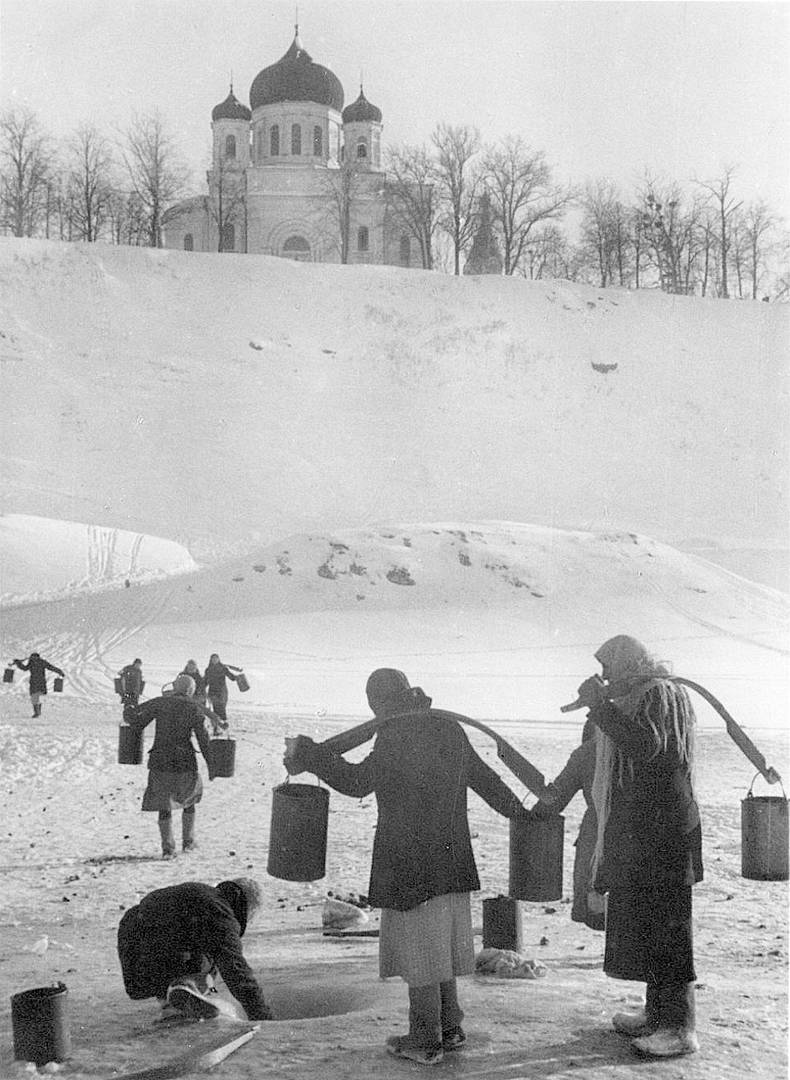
[0,0,788,220]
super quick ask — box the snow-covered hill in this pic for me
[2,521,786,727]
[0,240,787,728]
[0,240,787,558]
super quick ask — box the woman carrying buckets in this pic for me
[570,635,703,1060]
[13,652,65,717]
[125,674,218,858]
[285,668,530,1066]
[204,653,243,725]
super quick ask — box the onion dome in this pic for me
[212,86,251,122]
[342,86,382,124]
[250,28,344,112]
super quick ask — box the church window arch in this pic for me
[224,134,236,159]
[183,233,194,251]
[313,125,323,156]
[399,234,411,266]
[222,222,235,251]
[270,125,280,156]
[357,226,369,252]
[356,138,368,160]
[283,234,311,261]
[291,124,302,156]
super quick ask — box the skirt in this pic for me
[379,892,474,987]
[604,885,696,984]
[141,769,203,812]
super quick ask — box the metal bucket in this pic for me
[267,781,329,882]
[741,778,788,881]
[114,677,123,695]
[117,725,143,765]
[482,895,523,951]
[509,814,565,902]
[3,666,15,683]
[52,677,64,693]
[236,672,250,693]
[11,982,71,1065]
[208,737,236,778]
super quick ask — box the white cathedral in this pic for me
[163,26,418,268]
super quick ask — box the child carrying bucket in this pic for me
[285,668,530,1066]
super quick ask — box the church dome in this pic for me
[250,30,344,113]
[342,88,382,124]
[212,87,252,122]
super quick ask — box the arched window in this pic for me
[183,233,194,251]
[357,226,369,252]
[270,125,279,156]
[313,125,323,156]
[356,138,368,160]
[283,235,311,261]
[291,124,301,156]
[222,223,235,252]
[224,134,236,159]
[399,234,411,266]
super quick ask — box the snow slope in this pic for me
[0,240,787,556]
[2,521,786,727]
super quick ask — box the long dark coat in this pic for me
[117,881,268,1018]
[15,655,63,694]
[297,710,524,911]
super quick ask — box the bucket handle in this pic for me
[281,773,324,789]
[746,772,787,800]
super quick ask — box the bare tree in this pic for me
[385,144,437,269]
[120,111,189,247]
[695,166,742,299]
[0,106,53,237]
[208,153,247,253]
[739,201,775,300]
[317,161,366,264]
[431,122,481,275]
[482,136,574,275]
[67,124,114,241]
[579,179,632,287]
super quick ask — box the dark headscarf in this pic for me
[365,668,432,717]
[215,877,261,935]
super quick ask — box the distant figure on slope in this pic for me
[118,658,145,707]
[571,635,702,1060]
[125,674,217,858]
[13,652,65,717]
[285,668,529,1066]
[531,718,604,930]
[204,653,239,725]
[117,876,273,1021]
[180,659,207,705]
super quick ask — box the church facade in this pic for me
[163,28,418,268]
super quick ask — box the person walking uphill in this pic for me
[118,658,144,707]
[117,877,272,1021]
[125,674,217,858]
[13,652,64,717]
[204,653,239,724]
[571,635,702,1060]
[285,668,529,1066]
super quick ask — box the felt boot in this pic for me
[386,984,443,1064]
[632,983,699,1058]
[158,814,176,859]
[440,979,466,1050]
[182,807,196,851]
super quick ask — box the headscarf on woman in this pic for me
[590,635,696,877]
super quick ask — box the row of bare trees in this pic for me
[0,106,189,247]
[2,104,786,298]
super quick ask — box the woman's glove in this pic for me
[283,735,319,775]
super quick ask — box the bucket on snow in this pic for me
[509,814,565,902]
[236,672,250,693]
[482,895,523,952]
[52,677,64,693]
[3,666,14,684]
[741,776,788,881]
[11,982,71,1066]
[267,780,329,882]
[208,737,236,778]
[117,725,143,765]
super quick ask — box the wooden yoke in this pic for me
[310,708,547,798]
